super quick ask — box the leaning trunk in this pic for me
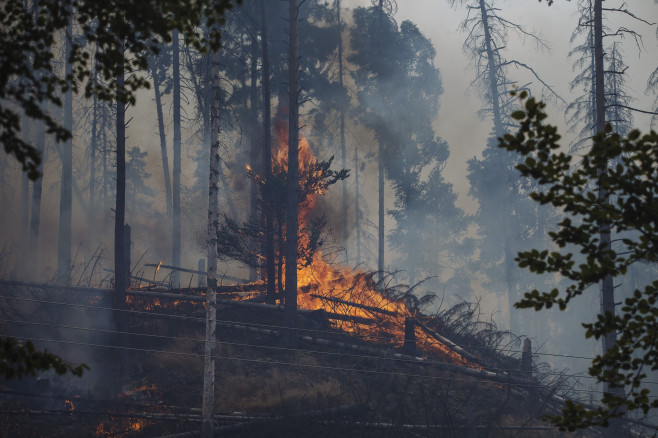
[152,59,173,217]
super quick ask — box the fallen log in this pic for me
[145,263,248,284]
[309,294,398,317]
[213,298,375,326]
[413,317,481,365]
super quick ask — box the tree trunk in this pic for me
[29,122,45,265]
[284,0,300,345]
[479,0,504,139]
[90,62,98,209]
[377,0,385,282]
[249,12,260,282]
[21,119,30,276]
[172,29,182,288]
[115,40,127,323]
[261,0,276,304]
[337,0,348,261]
[480,0,517,332]
[57,10,73,285]
[152,59,173,217]
[355,147,360,266]
[593,1,625,426]
[203,49,221,438]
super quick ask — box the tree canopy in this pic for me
[500,90,658,429]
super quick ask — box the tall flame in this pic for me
[272,116,479,368]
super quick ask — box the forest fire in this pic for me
[271,119,479,368]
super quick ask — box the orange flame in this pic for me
[272,116,480,368]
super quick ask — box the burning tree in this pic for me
[216,117,348,301]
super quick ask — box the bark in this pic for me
[284,0,300,344]
[203,49,221,438]
[57,10,73,285]
[172,29,182,288]
[152,58,173,217]
[261,0,276,304]
[114,40,127,319]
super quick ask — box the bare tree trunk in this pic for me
[284,0,300,345]
[249,12,260,282]
[593,1,624,429]
[57,10,73,285]
[29,122,45,265]
[114,40,127,322]
[355,147,360,266]
[152,59,173,217]
[261,0,276,304]
[90,62,98,209]
[479,0,518,332]
[172,29,182,288]
[337,0,348,261]
[479,0,504,139]
[203,49,221,438]
[21,119,30,275]
[377,0,385,282]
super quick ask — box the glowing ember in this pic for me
[64,399,75,413]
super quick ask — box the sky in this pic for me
[351,0,658,213]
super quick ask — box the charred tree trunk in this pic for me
[152,58,173,217]
[261,0,276,304]
[114,40,127,323]
[284,0,300,345]
[57,10,73,285]
[172,29,182,288]
[203,49,221,438]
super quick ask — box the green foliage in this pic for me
[1,336,88,380]
[500,90,658,429]
[1,0,240,179]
